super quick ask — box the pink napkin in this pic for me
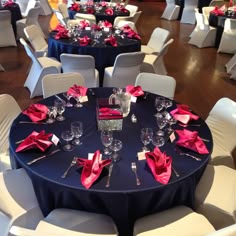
[70,3,80,11]
[4,0,15,7]
[79,19,90,29]
[98,107,122,120]
[77,150,112,189]
[104,35,117,46]
[145,147,172,185]
[175,129,209,154]
[87,8,95,14]
[78,35,91,46]
[170,104,199,124]
[126,85,144,97]
[105,7,114,15]
[100,1,108,7]
[92,24,102,31]
[101,20,112,28]
[23,104,49,122]
[211,6,225,16]
[16,131,53,152]
[53,24,69,39]
[122,26,141,40]
[67,85,88,97]
[229,0,233,7]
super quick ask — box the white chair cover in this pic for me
[21,0,37,18]
[125,4,138,16]
[74,13,96,25]
[180,0,198,24]
[0,10,17,47]
[58,3,70,21]
[42,72,85,98]
[60,54,99,88]
[116,20,138,32]
[53,9,67,26]
[103,51,145,87]
[225,53,236,74]
[161,0,180,21]
[209,0,225,7]
[135,72,176,99]
[38,0,52,16]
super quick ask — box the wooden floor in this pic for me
[0,1,235,120]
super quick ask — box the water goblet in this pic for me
[61,130,74,151]
[140,128,153,152]
[101,130,113,155]
[156,114,167,136]
[46,106,57,124]
[54,99,66,121]
[152,135,165,147]
[166,117,177,134]
[109,139,122,162]
[155,97,164,117]
[73,95,83,108]
[63,92,73,107]
[71,121,83,145]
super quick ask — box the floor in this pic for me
[0,1,235,120]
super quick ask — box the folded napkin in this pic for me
[53,24,69,39]
[100,1,108,7]
[98,107,122,119]
[126,30,141,40]
[101,20,112,28]
[78,35,91,46]
[92,24,102,31]
[104,35,117,46]
[23,104,49,122]
[70,2,80,11]
[145,147,172,185]
[211,6,225,16]
[170,104,199,124]
[119,6,128,13]
[105,7,113,15]
[16,130,53,153]
[79,19,90,29]
[77,150,112,189]
[67,85,88,97]
[87,7,95,14]
[175,129,209,154]
[126,85,144,97]
[4,0,15,7]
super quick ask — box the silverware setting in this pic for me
[27,149,61,165]
[179,152,201,161]
[172,166,180,177]
[143,92,149,100]
[131,162,141,186]
[179,123,201,128]
[61,157,78,179]
[89,88,95,96]
[200,137,210,142]
[106,163,113,188]
[19,121,47,124]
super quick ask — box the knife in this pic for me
[106,164,113,188]
[27,149,60,165]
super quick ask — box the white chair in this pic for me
[180,0,198,24]
[10,208,118,235]
[53,9,67,26]
[161,0,180,21]
[131,11,142,24]
[135,73,176,99]
[0,10,17,47]
[37,0,52,16]
[16,6,45,40]
[15,0,29,16]
[133,205,215,236]
[125,4,138,16]
[19,38,62,98]
[209,0,225,7]
[0,94,21,171]
[74,13,96,25]
[0,168,44,236]
[188,10,216,48]
[116,20,138,32]
[21,0,37,18]
[24,25,48,57]
[141,27,170,55]
[202,6,215,22]
[60,54,99,88]
[113,11,142,27]
[195,164,236,230]
[141,38,174,75]
[205,97,236,169]
[218,18,236,54]
[103,51,145,88]
[58,3,70,23]
[42,72,86,98]
[225,53,236,74]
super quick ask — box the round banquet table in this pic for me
[47,30,141,86]
[9,88,213,236]
[0,3,22,36]
[68,4,130,24]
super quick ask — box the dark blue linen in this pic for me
[9,88,212,236]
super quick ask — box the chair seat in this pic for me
[141,45,157,55]
[38,57,62,71]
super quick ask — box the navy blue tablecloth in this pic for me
[9,88,212,236]
[48,31,141,86]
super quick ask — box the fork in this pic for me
[131,162,141,186]
[61,157,77,178]
[179,153,201,161]
[179,123,201,128]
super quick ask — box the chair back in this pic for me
[116,20,137,32]
[202,6,215,22]
[53,9,67,26]
[25,6,41,25]
[74,13,96,25]
[24,25,48,57]
[132,11,142,24]
[209,0,225,7]
[184,0,198,8]
[125,4,138,16]
[42,72,85,98]
[147,27,170,54]
[58,3,69,20]
[60,54,99,88]
[166,0,176,4]
[224,18,236,31]
[195,10,210,30]
[0,94,21,154]
[135,73,176,98]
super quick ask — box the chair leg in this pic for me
[0,64,5,72]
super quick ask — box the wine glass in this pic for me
[73,95,83,108]
[140,128,153,152]
[109,139,122,162]
[156,114,167,136]
[63,92,73,107]
[61,130,74,151]
[71,121,83,145]
[166,117,177,134]
[101,130,113,155]
[152,135,165,147]
[46,106,57,124]
[154,97,164,117]
[54,99,65,121]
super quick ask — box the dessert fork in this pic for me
[131,162,141,186]
[61,157,77,178]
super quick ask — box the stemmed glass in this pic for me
[71,121,83,145]
[46,106,57,124]
[63,92,73,107]
[61,130,74,151]
[109,139,122,162]
[140,128,153,152]
[156,114,167,136]
[101,130,113,155]
[54,99,65,121]
[152,135,165,147]
[73,95,83,108]
[155,97,164,117]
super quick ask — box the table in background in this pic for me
[48,30,141,85]
[9,88,213,236]
[0,3,22,36]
